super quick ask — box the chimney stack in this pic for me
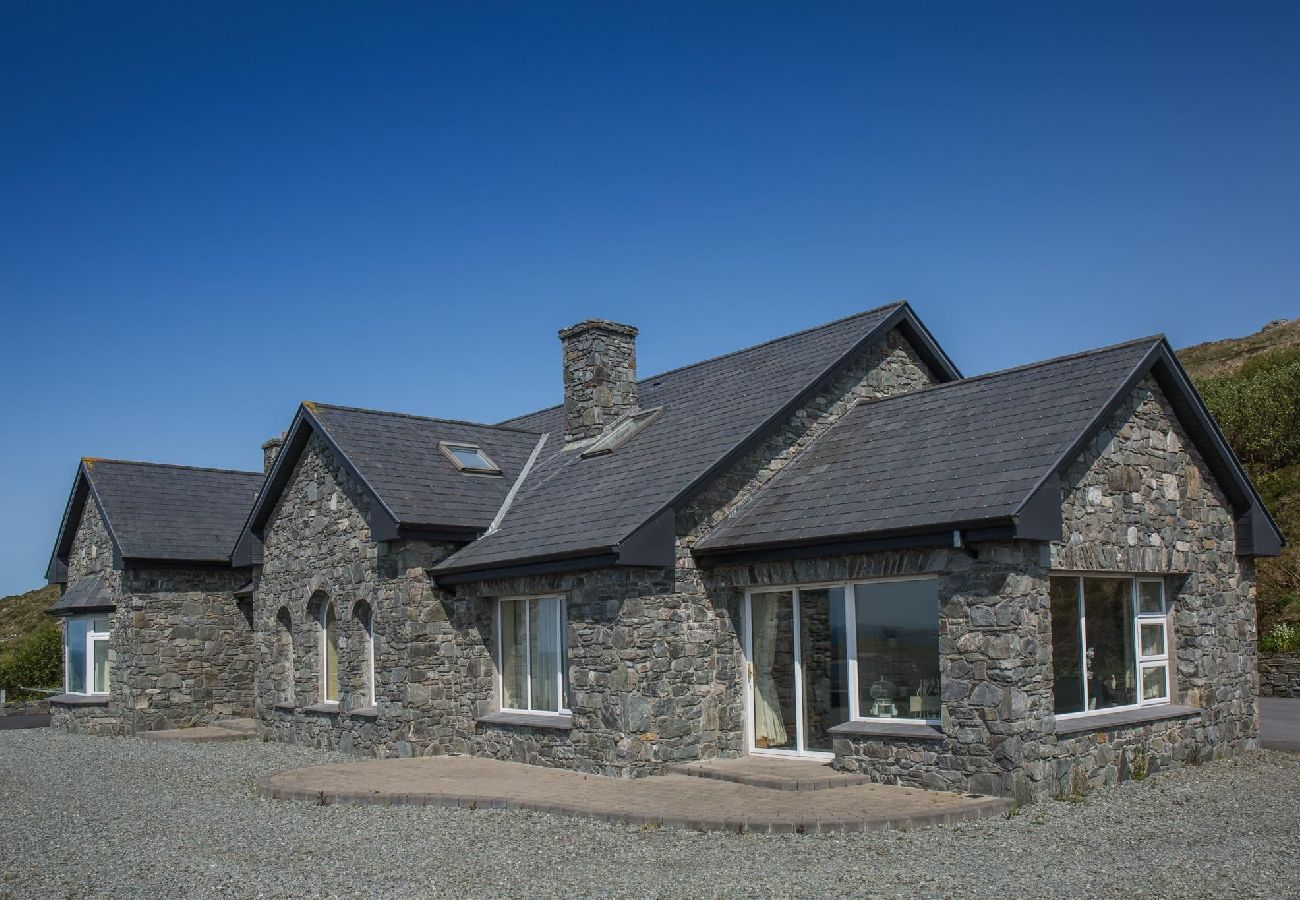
[559,319,638,444]
[261,434,285,474]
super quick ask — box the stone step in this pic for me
[210,717,257,735]
[140,726,251,743]
[666,758,872,791]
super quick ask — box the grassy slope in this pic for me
[1178,318,1300,627]
[0,584,59,652]
[1179,318,1300,377]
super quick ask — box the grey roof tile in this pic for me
[305,403,543,530]
[85,460,264,563]
[46,574,114,615]
[434,303,916,573]
[695,338,1162,553]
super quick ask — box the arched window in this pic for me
[322,602,340,704]
[353,601,376,707]
[275,607,294,705]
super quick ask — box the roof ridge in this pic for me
[497,302,907,426]
[81,458,263,477]
[308,401,543,434]
[835,335,1165,412]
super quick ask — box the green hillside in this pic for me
[1178,318,1300,635]
[0,584,62,700]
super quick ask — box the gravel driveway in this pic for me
[2,730,1297,899]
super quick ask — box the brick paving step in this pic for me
[257,755,1009,833]
[666,757,872,791]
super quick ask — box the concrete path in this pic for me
[140,717,256,743]
[1260,697,1300,752]
[257,755,1010,833]
[0,714,49,730]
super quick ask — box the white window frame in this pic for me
[496,595,569,716]
[741,575,942,758]
[63,614,110,696]
[1052,574,1171,721]
[320,602,339,705]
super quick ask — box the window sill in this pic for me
[476,710,573,731]
[302,702,341,716]
[1054,704,1200,736]
[49,693,110,707]
[348,706,379,719]
[828,720,945,741]
[272,702,296,712]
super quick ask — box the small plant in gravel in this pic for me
[1057,768,1090,803]
[1130,752,1150,781]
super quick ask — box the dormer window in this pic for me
[581,406,663,457]
[440,441,502,475]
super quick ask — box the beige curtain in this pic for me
[751,595,788,748]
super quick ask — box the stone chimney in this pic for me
[560,319,639,444]
[261,434,285,474]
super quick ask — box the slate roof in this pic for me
[695,337,1165,555]
[48,460,265,581]
[46,574,115,616]
[433,302,961,577]
[305,403,542,530]
[237,403,544,559]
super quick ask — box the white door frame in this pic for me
[742,588,834,760]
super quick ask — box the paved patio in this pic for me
[256,755,1010,832]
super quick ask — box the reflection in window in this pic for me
[322,603,340,703]
[853,580,941,721]
[63,614,109,695]
[499,597,567,713]
[1050,576,1169,715]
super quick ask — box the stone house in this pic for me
[233,302,1282,802]
[44,458,263,733]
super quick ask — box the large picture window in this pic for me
[1050,575,1169,716]
[64,614,110,695]
[498,596,567,714]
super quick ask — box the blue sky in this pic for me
[2,2,1297,596]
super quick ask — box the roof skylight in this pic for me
[582,406,663,457]
[439,442,502,475]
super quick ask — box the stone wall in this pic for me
[1259,652,1300,697]
[113,566,254,731]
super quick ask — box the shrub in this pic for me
[0,619,63,700]
[1260,622,1300,653]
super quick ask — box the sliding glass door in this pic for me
[746,587,849,756]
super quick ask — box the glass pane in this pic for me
[529,597,560,712]
[324,606,340,702]
[750,591,797,750]
[854,580,941,721]
[1083,578,1137,709]
[1142,665,1168,701]
[92,638,110,693]
[449,446,495,470]
[91,615,110,633]
[799,587,849,751]
[1138,580,1164,615]
[66,618,88,694]
[500,599,527,709]
[1050,578,1085,714]
[1140,622,1166,658]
